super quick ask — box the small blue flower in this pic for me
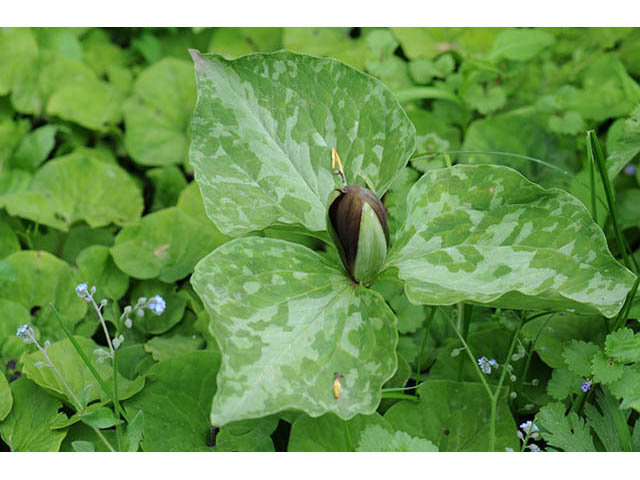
[624,164,637,176]
[477,356,498,374]
[581,380,592,393]
[147,295,166,316]
[16,324,34,343]
[75,282,89,298]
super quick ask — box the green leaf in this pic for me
[521,312,605,369]
[123,58,195,166]
[0,216,20,259]
[20,336,145,406]
[605,327,640,364]
[383,380,518,451]
[562,340,600,378]
[490,28,555,61]
[71,440,95,452]
[208,27,282,58]
[391,27,503,60]
[585,388,633,452]
[0,28,38,96]
[124,410,144,452]
[76,245,129,301]
[46,78,124,131]
[0,150,143,231]
[591,351,624,385]
[609,364,640,411]
[144,335,204,362]
[10,124,57,171]
[79,407,123,429]
[288,413,392,451]
[356,424,438,452]
[192,237,398,426]
[0,299,31,362]
[189,50,415,237]
[386,165,635,317]
[146,166,187,212]
[0,251,87,341]
[546,367,582,400]
[214,415,278,452]
[124,351,220,451]
[536,402,596,451]
[111,207,224,283]
[0,373,12,421]
[0,377,68,451]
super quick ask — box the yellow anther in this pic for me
[331,148,346,185]
[333,372,343,399]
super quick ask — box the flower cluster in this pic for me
[120,294,167,330]
[581,380,593,393]
[477,356,498,375]
[517,420,542,452]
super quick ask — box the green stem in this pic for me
[588,130,633,272]
[380,392,420,401]
[457,304,472,382]
[612,274,640,332]
[92,426,116,452]
[415,307,436,388]
[587,136,598,224]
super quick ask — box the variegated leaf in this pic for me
[189,50,415,237]
[191,237,397,426]
[386,165,635,317]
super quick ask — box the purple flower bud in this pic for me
[581,380,592,392]
[624,164,637,176]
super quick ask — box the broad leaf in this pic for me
[214,415,278,452]
[190,50,415,236]
[123,58,195,166]
[288,412,392,452]
[0,251,87,341]
[0,150,143,231]
[76,245,129,301]
[20,336,145,406]
[111,207,224,283]
[0,377,68,451]
[356,424,438,452]
[124,351,220,451]
[490,29,555,61]
[386,164,635,318]
[192,237,398,426]
[0,373,12,421]
[383,380,519,451]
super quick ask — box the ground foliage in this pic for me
[1,27,640,452]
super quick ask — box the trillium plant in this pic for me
[188,49,636,433]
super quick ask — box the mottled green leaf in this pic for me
[536,402,596,451]
[490,29,555,61]
[0,377,68,451]
[386,165,635,317]
[20,336,145,406]
[563,340,600,378]
[111,207,222,283]
[356,424,438,452]
[123,58,195,166]
[192,237,397,426]
[0,251,86,341]
[76,245,129,301]
[384,380,518,451]
[0,373,12,421]
[190,50,415,236]
[0,150,143,231]
[288,413,391,452]
[124,351,220,451]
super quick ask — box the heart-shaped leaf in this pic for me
[192,237,397,426]
[386,164,635,317]
[189,50,415,236]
